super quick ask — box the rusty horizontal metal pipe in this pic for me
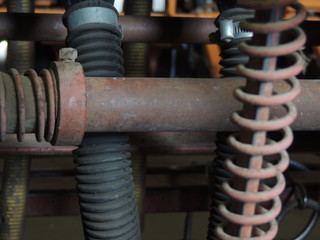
[3,64,320,143]
[0,13,318,45]
[2,61,320,145]
[84,77,320,132]
[0,13,214,43]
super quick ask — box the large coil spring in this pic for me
[74,135,140,240]
[66,23,124,77]
[208,8,252,240]
[216,1,306,239]
[0,68,56,142]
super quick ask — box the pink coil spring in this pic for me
[0,68,57,142]
[216,1,306,240]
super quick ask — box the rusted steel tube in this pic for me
[0,13,318,45]
[0,13,214,43]
[84,77,242,132]
[2,72,320,138]
[84,77,320,132]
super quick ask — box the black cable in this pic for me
[183,212,193,240]
[278,160,318,240]
[277,199,320,240]
[289,160,309,172]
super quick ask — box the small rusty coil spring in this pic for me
[0,68,56,142]
[216,1,306,239]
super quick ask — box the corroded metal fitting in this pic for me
[59,47,78,62]
[50,61,86,146]
[215,8,254,43]
[0,60,86,145]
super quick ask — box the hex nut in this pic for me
[59,48,78,62]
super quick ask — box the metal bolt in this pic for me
[59,48,78,62]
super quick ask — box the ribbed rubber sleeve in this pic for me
[65,3,141,239]
[74,135,140,240]
[218,38,249,77]
[207,132,234,240]
[66,23,124,77]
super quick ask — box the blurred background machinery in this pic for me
[0,0,320,239]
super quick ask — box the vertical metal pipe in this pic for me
[0,156,30,240]
[131,155,146,230]
[123,0,151,77]
[123,0,151,230]
[6,0,34,72]
[1,0,34,238]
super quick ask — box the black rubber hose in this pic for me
[67,23,124,77]
[64,1,141,240]
[74,135,140,240]
[64,1,124,77]
[289,160,309,172]
[277,199,320,240]
[218,38,250,77]
[207,132,234,240]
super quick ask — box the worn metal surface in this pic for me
[3,72,320,141]
[50,62,86,145]
[85,77,320,132]
[84,77,240,132]
[3,67,320,139]
[0,13,317,45]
